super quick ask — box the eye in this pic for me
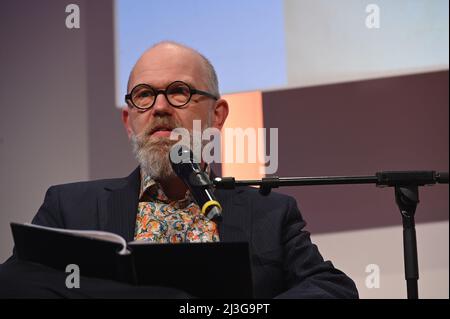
[137,90,153,98]
[133,86,155,100]
[168,85,190,96]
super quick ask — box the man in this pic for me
[0,41,358,298]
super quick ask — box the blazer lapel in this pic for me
[98,167,141,242]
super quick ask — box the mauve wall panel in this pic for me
[262,71,449,233]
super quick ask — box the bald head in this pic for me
[127,41,219,98]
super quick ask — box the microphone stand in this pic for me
[213,171,449,299]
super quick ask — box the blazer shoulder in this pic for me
[48,166,141,196]
[33,175,134,229]
[48,176,128,194]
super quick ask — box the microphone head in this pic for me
[169,143,191,168]
[169,144,211,187]
[170,143,192,160]
[169,144,200,175]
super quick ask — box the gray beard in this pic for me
[131,133,178,181]
[131,131,211,181]
[130,112,213,181]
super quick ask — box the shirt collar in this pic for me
[139,164,211,205]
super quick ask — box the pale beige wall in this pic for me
[311,221,449,298]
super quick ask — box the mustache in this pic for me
[140,117,182,137]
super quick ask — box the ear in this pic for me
[121,107,133,139]
[212,98,229,130]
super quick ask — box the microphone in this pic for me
[169,145,222,222]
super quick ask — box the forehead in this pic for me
[129,45,208,89]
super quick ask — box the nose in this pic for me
[151,92,174,116]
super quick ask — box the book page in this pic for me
[22,223,129,255]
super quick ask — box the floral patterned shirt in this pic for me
[134,172,220,243]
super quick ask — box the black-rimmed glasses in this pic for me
[125,81,218,110]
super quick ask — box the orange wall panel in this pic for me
[220,91,264,180]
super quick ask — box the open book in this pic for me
[10,222,253,298]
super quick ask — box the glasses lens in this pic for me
[131,85,155,108]
[166,82,191,106]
